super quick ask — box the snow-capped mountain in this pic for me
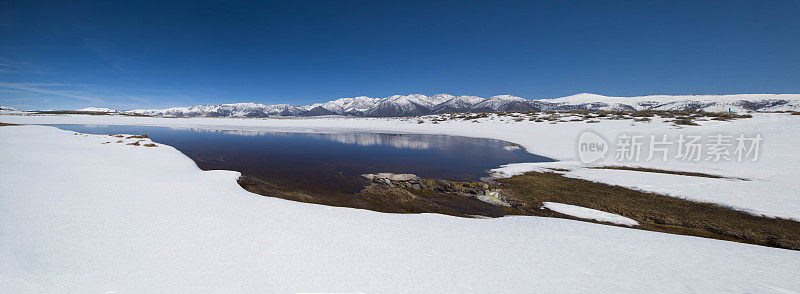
[365,94,438,117]
[77,107,117,113]
[0,106,30,114]
[473,95,537,112]
[118,93,800,118]
[299,96,382,116]
[128,103,303,117]
[432,95,485,113]
[546,93,800,112]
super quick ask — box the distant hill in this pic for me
[76,107,117,113]
[90,93,800,117]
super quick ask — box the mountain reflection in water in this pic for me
[187,128,435,150]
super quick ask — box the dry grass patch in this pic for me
[238,174,517,218]
[671,117,699,126]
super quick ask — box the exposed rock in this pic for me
[478,190,509,206]
[362,172,419,181]
[363,173,511,207]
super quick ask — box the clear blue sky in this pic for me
[1,0,798,110]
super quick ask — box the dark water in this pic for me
[50,124,552,195]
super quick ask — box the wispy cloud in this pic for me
[0,82,106,104]
[0,61,22,73]
[0,62,22,68]
[0,59,49,75]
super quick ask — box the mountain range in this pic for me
[84,93,800,117]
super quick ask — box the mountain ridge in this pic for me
[111,93,800,117]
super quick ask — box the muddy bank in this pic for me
[238,173,520,218]
[238,170,800,251]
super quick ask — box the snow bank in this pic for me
[542,202,639,226]
[1,124,799,292]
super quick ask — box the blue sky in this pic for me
[1,0,799,110]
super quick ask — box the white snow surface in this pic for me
[2,112,799,220]
[1,124,799,292]
[542,202,640,226]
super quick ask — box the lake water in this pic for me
[50,124,552,197]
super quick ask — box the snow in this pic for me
[542,202,640,226]
[1,124,799,292]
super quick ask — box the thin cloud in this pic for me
[0,62,21,68]
[0,82,106,104]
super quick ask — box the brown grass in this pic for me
[496,172,800,250]
[143,143,158,147]
[238,174,516,218]
[671,117,699,126]
[0,122,20,126]
[235,167,799,250]
[125,134,149,139]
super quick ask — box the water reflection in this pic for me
[313,133,432,149]
[184,127,524,151]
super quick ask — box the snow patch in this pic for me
[542,202,640,226]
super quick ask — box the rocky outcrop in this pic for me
[360,172,508,207]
